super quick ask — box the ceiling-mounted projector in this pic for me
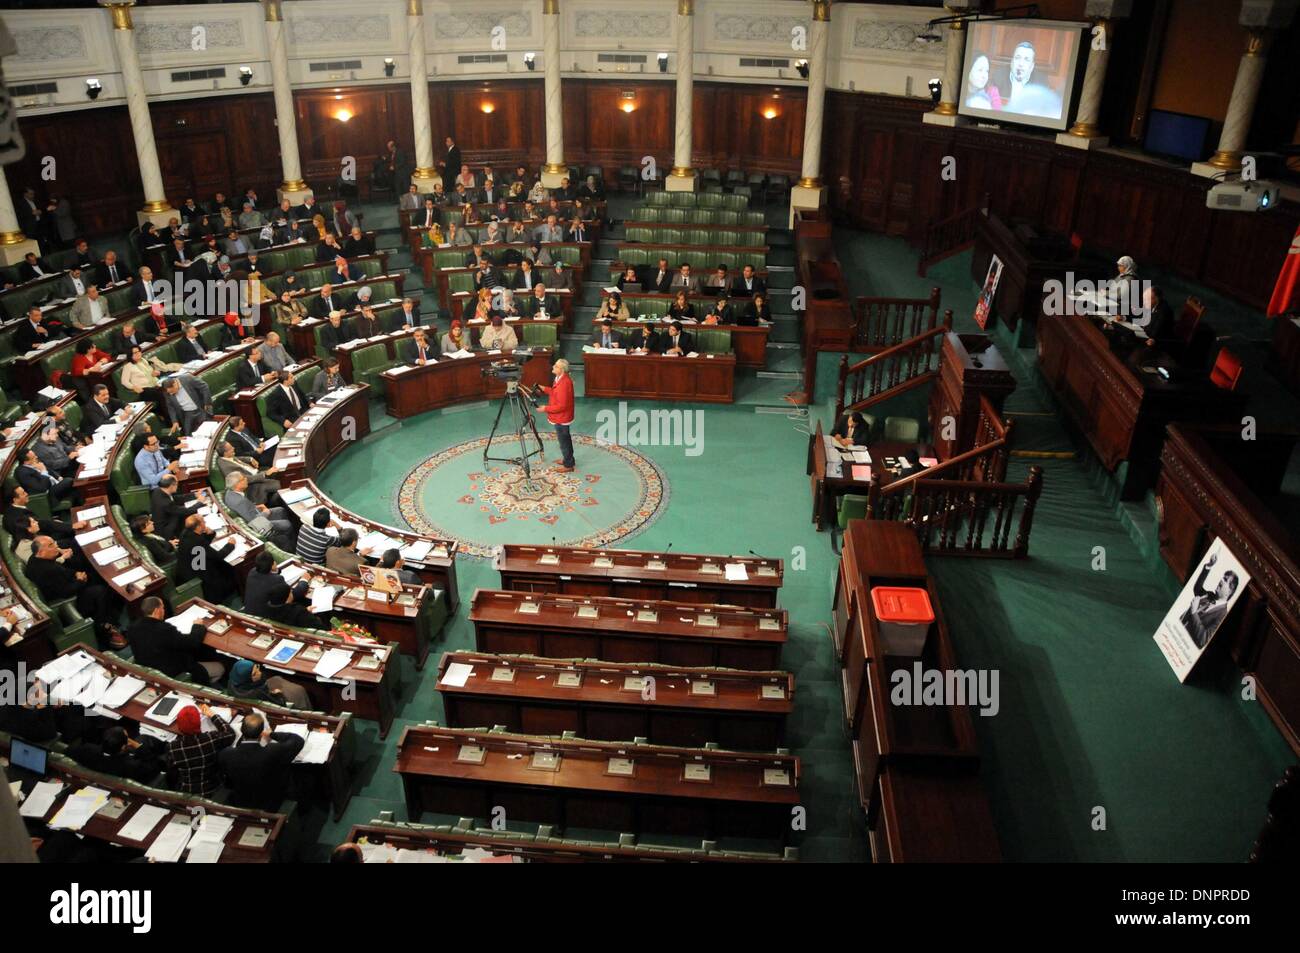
[1207,178,1282,212]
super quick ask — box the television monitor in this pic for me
[1144,110,1211,163]
[958,19,1087,132]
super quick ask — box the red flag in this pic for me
[1267,222,1300,318]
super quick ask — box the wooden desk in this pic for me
[70,400,153,501]
[582,351,736,404]
[497,543,783,608]
[346,821,792,862]
[59,645,355,819]
[273,383,371,484]
[394,725,800,841]
[438,651,793,750]
[834,520,1000,862]
[382,347,553,419]
[1037,312,1249,499]
[228,360,320,436]
[422,240,592,290]
[470,588,786,671]
[601,307,772,369]
[275,479,459,614]
[4,738,285,862]
[446,284,578,326]
[184,598,400,737]
[807,421,934,530]
[73,496,169,610]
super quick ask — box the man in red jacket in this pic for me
[537,358,576,472]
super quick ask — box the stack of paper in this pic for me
[47,786,110,831]
[167,604,213,632]
[145,817,194,863]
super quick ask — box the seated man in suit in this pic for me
[730,264,766,298]
[109,320,152,360]
[217,713,305,811]
[646,258,673,295]
[126,595,220,685]
[66,726,163,785]
[150,474,209,539]
[174,323,211,363]
[265,369,310,432]
[259,331,294,372]
[591,318,624,350]
[215,440,283,506]
[533,213,565,244]
[25,534,120,648]
[626,323,661,355]
[671,264,700,294]
[34,427,79,477]
[4,485,81,544]
[659,321,694,356]
[309,357,346,399]
[319,310,358,353]
[354,304,383,339]
[61,264,90,298]
[406,328,437,365]
[226,415,276,468]
[520,283,560,319]
[13,307,64,353]
[176,513,238,604]
[133,265,167,308]
[244,551,298,615]
[264,580,323,629]
[66,286,107,332]
[15,449,81,507]
[236,346,275,390]
[311,283,350,319]
[388,297,423,333]
[1134,285,1177,352]
[567,217,590,244]
[513,259,541,294]
[379,548,421,586]
[162,375,213,435]
[399,184,423,211]
[99,250,131,286]
[81,384,129,434]
[134,432,181,489]
[17,251,54,283]
[223,471,296,552]
[324,528,371,577]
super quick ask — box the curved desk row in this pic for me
[581,350,736,403]
[381,347,554,419]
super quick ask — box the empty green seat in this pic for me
[884,416,921,443]
[350,342,396,395]
[695,329,733,354]
[522,322,558,348]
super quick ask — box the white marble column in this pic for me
[790,0,830,222]
[100,1,174,226]
[0,167,40,266]
[923,2,972,127]
[666,0,696,193]
[408,0,439,188]
[540,0,567,188]
[263,1,309,204]
[1058,1,1132,149]
[1192,0,1296,178]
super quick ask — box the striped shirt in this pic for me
[296,524,337,564]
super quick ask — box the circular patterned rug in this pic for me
[395,434,668,558]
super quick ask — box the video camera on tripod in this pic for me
[483,348,545,479]
[480,348,538,397]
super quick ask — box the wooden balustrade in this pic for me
[835,314,952,419]
[851,286,942,351]
[916,192,989,277]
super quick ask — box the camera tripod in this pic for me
[484,380,546,486]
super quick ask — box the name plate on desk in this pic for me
[758,617,781,631]
[208,619,231,635]
[556,671,582,688]
[644,559,667,571]
[683,763,712,783]
[457,744,486,765]
[490,667,515,683]
[635,610,658,624]
[606,757,635,778]
[538,553,560,565]
[762,768,792,787]
[530,750,561,772]
[761,684,786,700]
[249,633,275,650]
[516,602,540,615]
[755,566,777,577]
[593,556,614,568]
[622,676,646,692]
[690,680,716,696]
[699,562,723,575]
[576,605,599,619]
[696,614,718,628]
[238,827,271,849]
[356,654,381,671]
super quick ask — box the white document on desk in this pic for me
[441,661,474,688]
[314,648,352,679]
[75,526,115,546]
[118,803,169,842]
[19,780,64,818]
[92,545,129,566]
[309,585,336,614]
[145,817,193,863]
[294,731,335,765]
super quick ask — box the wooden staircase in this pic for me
[834,311,953,420]
[916,193,989,277]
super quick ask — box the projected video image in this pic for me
[959,20,1085,132]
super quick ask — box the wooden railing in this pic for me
[835,310,953,419]
[917,192,989,277]
[851,286,942,351]
[866,466,1044,558]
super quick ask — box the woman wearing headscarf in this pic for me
[166,703,234,796]
[227,660,311,710]
[273,288,308,327]
[423,223,445,248]
[218,310,247,348]
[441,319,467,355]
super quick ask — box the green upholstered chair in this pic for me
[883,416,921,443]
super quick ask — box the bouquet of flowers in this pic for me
[330,617,376,644]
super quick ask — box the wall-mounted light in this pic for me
[620,90,636,113]
[795,60,809,80]
[85,78,102,100]
[239,65,253,87]
[384,58,396,77]
[334,108,353,123]
[481,102,495,114]
[927,77,941,105]
[762,107,778,120]
[657,52,668,73]
[524,52,536,71]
